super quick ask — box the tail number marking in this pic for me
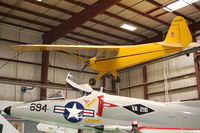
[124,104,155,115]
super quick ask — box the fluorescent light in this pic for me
[164,0,188,12]
[163,0,199,12]
[36,0,42,2]
[183,0,199,4]
[120,24,137,31]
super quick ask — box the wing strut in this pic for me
[53,50,89,65]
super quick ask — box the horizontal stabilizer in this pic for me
[179,101,200,108]
[0,115,20,133]
[188,42,200,47]
[66,73,93,93]
[159,42,182,47]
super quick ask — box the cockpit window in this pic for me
[47,91,65,100]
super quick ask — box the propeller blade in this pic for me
[80,64,88,72]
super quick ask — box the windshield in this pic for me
[96,50,117,59]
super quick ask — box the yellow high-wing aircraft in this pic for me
[11,16,192,86]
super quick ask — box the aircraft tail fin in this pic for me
[163,16,192,48]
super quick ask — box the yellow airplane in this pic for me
[11,16,192,86]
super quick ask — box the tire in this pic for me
[89,78,96,86]
[116,76,121,83]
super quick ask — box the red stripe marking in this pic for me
[84,111,93,114]
[55,108,65,111]
[139,126,200,131]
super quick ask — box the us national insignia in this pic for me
[123,104,154,115]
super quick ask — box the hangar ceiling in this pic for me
[0,0,200,45]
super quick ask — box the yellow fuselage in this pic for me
[89,43,181,72]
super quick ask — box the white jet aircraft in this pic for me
[4,74,200,133]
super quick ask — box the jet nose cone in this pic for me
[4,106,11,115]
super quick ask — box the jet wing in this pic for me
[10,44,132,51]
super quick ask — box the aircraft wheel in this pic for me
[89,78,96,86]
[116,76,121,83]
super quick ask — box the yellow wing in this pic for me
[10,44,133,51]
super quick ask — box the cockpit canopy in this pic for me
[47,91,65,100]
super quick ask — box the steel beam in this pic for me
[79,25,134,43]
[116,3,170,26]
[0,56,97,74]
[65,0,160,34]
[193,52,200,98]
[64,0,148,39]
[23,0,75,16]
[148,85,197,96]
[145,0,195,23]
[192,3,200,11]
[121,72,195,90]
[0,12,132,44]
[40,51,49,100]
[43,0,121,43]
[0,76,108,92]
[138,20,200,44]
[90,19,147,40]
[0,12,53,28]
[0,2,117,44]
[0,20,107,45]
[0,38,97,74]
[0,20,43,32]
[143,66,148,99]
[24,0,146,40]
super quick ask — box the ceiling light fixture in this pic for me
[163,0,199,12]
[120,24,137,31]
[36,0,42,2]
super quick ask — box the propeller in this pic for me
[80,64,88,72]
[79,50,98,72]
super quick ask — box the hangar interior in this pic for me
[0,0,200,133]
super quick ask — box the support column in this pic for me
[192,25,200,98]
[143,66,148,99]
[194,52,200,98]
[40,34,50,100]
[112,79,116,92]
[40,51,49,100]
[102,76,106,88]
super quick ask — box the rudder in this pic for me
[164,16,192,48]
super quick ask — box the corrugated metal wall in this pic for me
[0,24,100,102]
[119,32,200,102]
